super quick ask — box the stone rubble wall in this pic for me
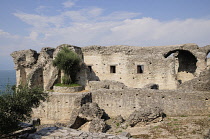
[33,89,210,124]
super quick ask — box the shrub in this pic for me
[53,47,80,84]
[0,86,47,135]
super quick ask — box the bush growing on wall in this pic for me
[0,86,47,135]
[53,47,80,84]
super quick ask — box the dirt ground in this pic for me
[107,116,210,139]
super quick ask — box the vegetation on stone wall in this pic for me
[0,86,47,135]
[53,47,80,85]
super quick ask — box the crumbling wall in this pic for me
[178,69,210,91]
[82,43,210,89]
[11,44,85,90]
[32,89,210,124]
[11,43,210,90]
[32,92,92,124]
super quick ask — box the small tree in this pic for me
[53,47,80,84]
[0,86,47,135]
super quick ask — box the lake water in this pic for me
[0,70,16,93]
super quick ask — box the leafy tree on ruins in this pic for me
[53,47,81,85]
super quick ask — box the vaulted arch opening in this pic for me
[164,50,197,73]
[164,50,197,83]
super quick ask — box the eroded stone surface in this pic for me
[126,107,163,127]
[27,127,133,139]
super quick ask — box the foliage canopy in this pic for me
[0,86,47,135]
[53,47,80,84]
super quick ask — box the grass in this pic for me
[180,115,188,117]
[54,83,81,87]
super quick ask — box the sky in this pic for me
[1,0,210,70]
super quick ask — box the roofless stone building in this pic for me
[11,43,210,90]
[11,43,210,124]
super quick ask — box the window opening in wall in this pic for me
[137,65,144,73]
[88,66,92,72]
[110,66,116,73]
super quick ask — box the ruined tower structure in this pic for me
[11,43,210,90]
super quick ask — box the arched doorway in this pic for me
[164,50,197,83]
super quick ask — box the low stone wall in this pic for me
[32,89,210,124]
[53,86,83,93]
[87,80,127,91]
[92,89,210,118]
[32,92,91,124]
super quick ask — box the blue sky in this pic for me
[1,0,210,70]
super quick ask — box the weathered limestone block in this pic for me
[88,80,127,91]
[126,107,163,127]
[53,86,83,93]
[89,117,108,133]
[78,102,104,121]
[73,92,92,108]
[11,49,39,69]
[69,102,105,129]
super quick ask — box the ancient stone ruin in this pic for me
[11,43,210,137]
[11,43,210,91]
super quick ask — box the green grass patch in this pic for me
[180,115,188,117]
[54,83,81,87]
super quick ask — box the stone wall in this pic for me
[11,44,85,91]
[33,89,210,124]
[92,89,210,118]
[11,43,210,91]
[32,92,91,124]
[53,86,83,93]
[82,44,210,90]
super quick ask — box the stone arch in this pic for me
[164,49,197,73]
[164,49,197,83]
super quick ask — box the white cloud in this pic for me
[28,31,38,40]
[35,6,48,13]
[62,0,76,8]
[2,5,210,69]
[13,12,63,29]
[11,8,210,48]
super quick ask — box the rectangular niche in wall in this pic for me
[137,65,144,73]
[110,65,116,73]
[88,66,92,72]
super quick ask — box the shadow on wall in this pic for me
[85,64,100,81]
[30,67,44,89]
